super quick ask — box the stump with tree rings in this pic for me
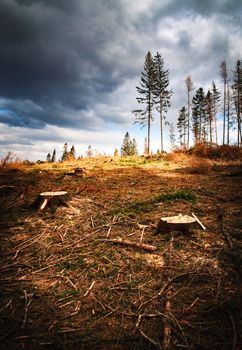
[36,191,70,211]
[155,214,197,234]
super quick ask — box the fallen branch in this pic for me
[21,290,32,329]
[138,272,193,311]
[162,291,172,350]
[84,281,95,297]
[137,327,161,349]
[103,238,157,252]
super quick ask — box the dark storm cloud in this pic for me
[0,0,241,131]
[0,0,133,128]
[153,0,242,19]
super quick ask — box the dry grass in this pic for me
[0,152,25,170]
[0,154,241,349]
[190,144,242,160]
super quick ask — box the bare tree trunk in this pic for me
[214,112,218,145]
[210,115,212,144]
[227,83,230,145]
[237,89,241,146]
[223,81,226,145]
[186,76,193,149]
[160,96,163,152]
[148,111,151,155]
[187,91,190,149]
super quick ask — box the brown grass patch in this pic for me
[0,155,241,349]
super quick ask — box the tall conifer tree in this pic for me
[211,82,220,145]
[177,106,187,148]
[133,51,155,155]
[61,143,68,161]
[185,76,193,148]
[153,52,172,152]
[192,88,206,144]
[51,149,56,162]
[219,61,228,145]
[232,60,242,146]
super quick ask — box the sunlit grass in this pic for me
[111,188,197,217]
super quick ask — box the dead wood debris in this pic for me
[0,161,241,350]
[102,238,158,252]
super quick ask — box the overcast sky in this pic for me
[0,0,241,160]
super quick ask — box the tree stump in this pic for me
[155,214,197,234]
[74,167,86,177]
[36,191,69,211]
[65,168,86,177]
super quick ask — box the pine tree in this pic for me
[132,51,156,155]
[121,132,131,156]
[232,60,242,146]
[219,61,228,145]
[61,143,68,161]
[86,145,93,158]
[185,76,193,148]
[46,153,51,162]
[121,132,138,156]
[51,149,56,162]
[153,52,172,152]
[192,88,206,144]
[227,82,231,145]
[177,106,187,148]
[131,138,138,155]
[205,90,213,144]
[169,123,176,150]
[211,82,220,145]
[70,145,76,159]
[114,148,119,157]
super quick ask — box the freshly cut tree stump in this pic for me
[155,214,197,234]
[74,167,86,177]
[65,168,86,177]
[36,191,69,210]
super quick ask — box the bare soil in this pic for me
[0,155,241,349]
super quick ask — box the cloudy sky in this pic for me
[0,0,241,160]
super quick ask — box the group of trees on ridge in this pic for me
[46,54,241,162]
[46,143,94,162]
[133,51,242,153]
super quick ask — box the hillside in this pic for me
[0,153,241,349]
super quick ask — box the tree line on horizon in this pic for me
[133,51,242,154]
[46,55,241,162]
[46,143,94,162]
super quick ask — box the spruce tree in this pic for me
[121,132,138,156]
[46,153,51,162]
[51,149,56,163]
[153,52,172,152]
[185,76,193,148]
[177,106,187,148]
[121,132,130,156]
[61,143,68,161]
[232,60,242,146]
[192,88,206,144]
[86,145,93,158]
[211,82,220,145]
[219,61,228,145]
[70,145,76,159]
[205,90,213,144]
[131,138,138,155]
[132,51,155,155]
